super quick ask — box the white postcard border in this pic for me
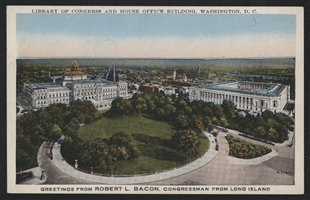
[7,6,304,194]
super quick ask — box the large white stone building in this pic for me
[189,81,290,113]
[23,64,128,109]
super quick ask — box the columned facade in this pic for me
[24,84,70,108]
[189,81,290,113]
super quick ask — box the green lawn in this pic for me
[78,114,210,175]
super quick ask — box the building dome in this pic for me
[64,61,86,76]
[62,61,88,86]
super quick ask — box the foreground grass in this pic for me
[77,114,210,175]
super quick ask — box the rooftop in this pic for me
[27,82,63,89]
[194,81,287,96]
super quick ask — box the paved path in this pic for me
[227,149,278,165]
[149,131,294,185]
[20,128,294,185]
[37,141,93,184]
[51,132,219,184]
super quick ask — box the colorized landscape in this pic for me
[13,11,298,187]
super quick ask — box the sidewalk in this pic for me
[52,131,218,184]
[215,125,294,147]
[17,166,46,185]
[17,142,49,185]
[227,149,278,165]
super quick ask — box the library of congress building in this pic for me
[23,65,128,109]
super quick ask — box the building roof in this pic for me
[27,82,68,90]
[66,79,126,87]
[28,82,69,91]
[193,81,287,97]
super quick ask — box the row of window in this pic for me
[193,90,278,108]
[36,92,69,99]
[80,95,117,100]
[239,85,267,90]
[36,98,69,104]
[49,93,69,98]
[76,85,94,88]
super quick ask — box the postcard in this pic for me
[7,6,304,194]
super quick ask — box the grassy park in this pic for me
[77,114,210,175]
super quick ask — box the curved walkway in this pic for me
[227,149,278,165]
[51,131,218,184]
[150,130,294,185]
[20,127,292,185]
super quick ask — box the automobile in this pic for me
[211,131,218,137]
[288,125,294,131]
[21,110,29,114]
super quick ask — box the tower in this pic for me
[173,69,176,80]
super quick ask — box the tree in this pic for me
[203,116,212,128]
[203,106,213,117]
[207,124,214,132]
[254,126,266,138]
[212,106,225,120]
[211,116,219,125]
[175,99,188,110]
[49,124,62,141]
[133,97,147,115]
[162,104,176,121]
[221,100,237,119]
[220,117,229,131]
[178,130,198,159]
[109,98,133,117]
[147,100,156,113]
[261,110,274,120]
[195,119,204,131]
[45,103,67,125]
[70,100,97,122]
[267,127,278,141]
[79,132,140,174]
[79,138,109,170]
[156,108,166,120]
[173,113,189,130]
[172,130,198,158]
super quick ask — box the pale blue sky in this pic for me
[16,14,296,58]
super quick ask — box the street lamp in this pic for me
[75,159,78,169]
[40,169,45,180]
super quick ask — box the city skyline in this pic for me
[17,14,296,59]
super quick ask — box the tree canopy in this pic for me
[79,132,140,173]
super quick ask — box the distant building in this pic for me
[189,81,290,113]
[183,73,188,82]
[138,85,158,93]
[23,63,128,109]
[163,86,177,96]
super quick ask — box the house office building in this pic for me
[189,81,290,113]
